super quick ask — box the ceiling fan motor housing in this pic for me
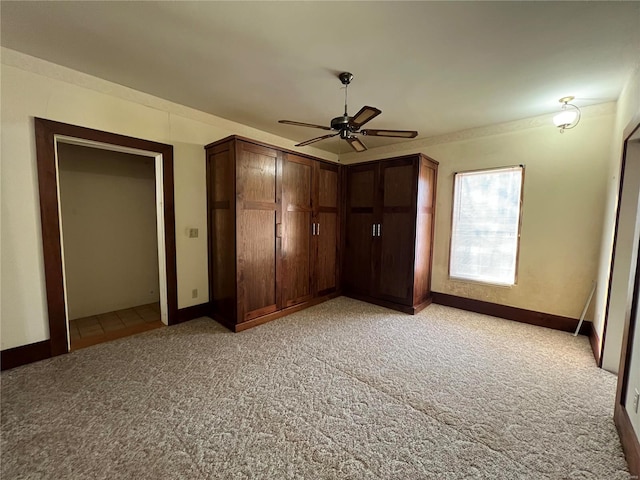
[331,115,356,138]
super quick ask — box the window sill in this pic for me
[448,276,516,289]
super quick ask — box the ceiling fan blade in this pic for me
[295,133,339,147]
[360,129,418,138]
[350,106,382,128]
[279,120,332,131]
[346,136,367,152]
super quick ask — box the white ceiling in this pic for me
[1,1,639,153]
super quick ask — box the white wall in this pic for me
[602,141,640,376]
[625,221,640,437]
[0,48,336,351]
[58,143,160,319]
[595,65,640,373]
[340,104,615,321]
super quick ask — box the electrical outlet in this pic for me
[192,288,198,299]
[634,389,639,414]
[188,228,199,238]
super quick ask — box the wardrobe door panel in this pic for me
[378,211,415,303]
[236,142,281,322]
[316,211,337,294]
[238,209,278,319]
[383,162,414,207]
[282,211,312,306]
[237,150,277,203]
[319,165,338,208]
[207,145,236,321]
[349,167,376,208]
[282,155,314,307]
[376,160,416,305]
[316,164,340,295]
[344,165,376,296]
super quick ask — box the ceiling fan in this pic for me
[279,72,418,152]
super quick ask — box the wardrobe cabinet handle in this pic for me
[377,224,381,236]
[372,224,376,237]
[317,223,320,235]
[312,223,316,236]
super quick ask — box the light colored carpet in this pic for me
[1,297,631,479]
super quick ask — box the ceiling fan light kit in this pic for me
[279,72,418,152]
[553,96,581,133]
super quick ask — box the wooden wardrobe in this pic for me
[343,153,438,314]
[205,136,341,331]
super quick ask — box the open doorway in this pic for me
[57,143,163,350]
[610,127,640,474]
[602,126,640,373]
[34,118,178,357]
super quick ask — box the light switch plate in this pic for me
[188,228,198,238]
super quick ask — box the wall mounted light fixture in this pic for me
[553,96,581,133]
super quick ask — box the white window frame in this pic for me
[448,165,525,286]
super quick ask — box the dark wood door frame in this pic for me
[612,123,640,476]
[34,118,178,356]
[614,230,640,476]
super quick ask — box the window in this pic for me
[449,166,524,286]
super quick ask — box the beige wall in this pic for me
[57,143,160,319]
[595,65,640,373]
[0,48,335,351]
[341,105,615,320]
[0,45,629,354]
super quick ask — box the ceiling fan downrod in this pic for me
[338,71,353,127]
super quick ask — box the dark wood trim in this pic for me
[71,322,164,351]
[1,341,52,371]
[235,293,339,332]
[344,292,429,315]
[34,118,178,358]
[413,297,433,314]
[176,303,212,324]
[589,323,601,365]
[605,120,640,476]
[615,403,640,476]
[161,151,178,327]
[614,228,640,477]
[34,119,67,355]
[210,293,339,332]
[424,155,438,307]
[344,151,441,168]
[431,292,591,335]
[204,135,339,167]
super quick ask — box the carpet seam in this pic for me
[302,347,554,479]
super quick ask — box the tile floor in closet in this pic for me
[69,303,163,350]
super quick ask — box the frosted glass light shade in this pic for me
[553,110,578,127]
